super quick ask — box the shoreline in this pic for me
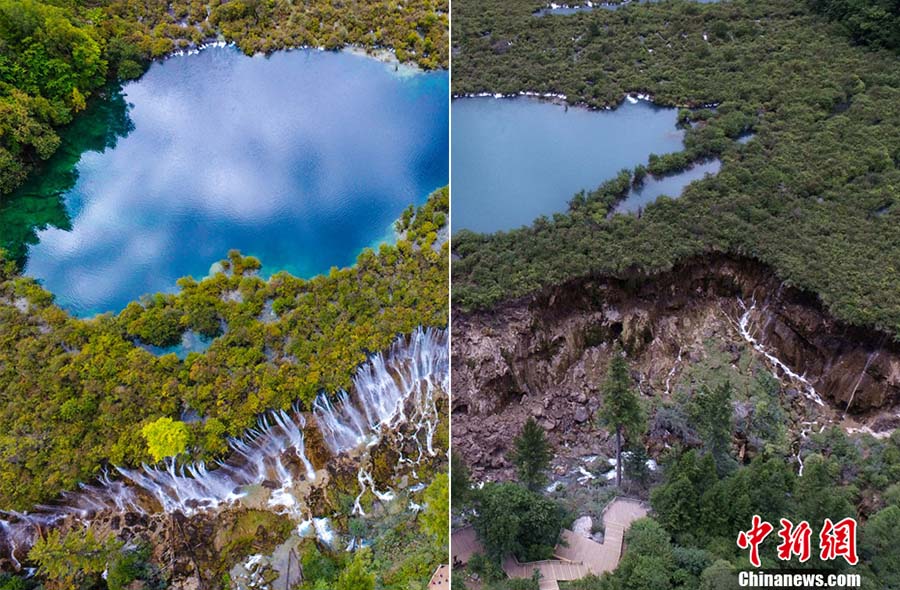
[163,37,437,75]
[452,88,719,111]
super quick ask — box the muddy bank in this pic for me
[451,254,900,480]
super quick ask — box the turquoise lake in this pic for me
[452,97,695,233]
[2,48,448,316]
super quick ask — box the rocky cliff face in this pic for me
[451,255,900,481]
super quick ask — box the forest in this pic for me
[452,351,900,590]
[451,0,900,338]
[0,188,448,511]
[0,0,448,198]
[808,0,900,51]
[563,384,900,590]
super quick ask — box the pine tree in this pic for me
[509,418,552,491]
[690,381,735,474]
[451,452,472,512]
[624,444,651,490]
[598,348,645,486]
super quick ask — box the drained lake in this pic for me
[0,47,449,316]
[452,97,698,233]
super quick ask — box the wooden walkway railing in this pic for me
[451,497,650,590]
[502,498,649,590]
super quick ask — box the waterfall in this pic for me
[352,468,395,516]
[737,299,825,407]
[843,344,884,417]
[272,408,317,481]
[313,326,448,455]
[0,327,448,567]
[663,346,683,396]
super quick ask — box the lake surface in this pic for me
[0,48,448,316]
[451,97,686,233]
[614,159,721,215]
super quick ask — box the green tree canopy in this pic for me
[28,528,121,590]
[509,417,552,492]
[334,549,375,590]
[421,472,449,549]
[808,0,900,50]
[612,518,676,590]
[598,350,645,486]
[451,451,472,512]
[792,454,855,525]
[473,482,565,562]
[861,505,900,587]
[699,559,740,590]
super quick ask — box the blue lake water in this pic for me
[137,330,214,359]
[614,159,721,215]
[16,48,448,316]
[451,97,688,233]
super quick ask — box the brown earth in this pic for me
[451,254,900,481]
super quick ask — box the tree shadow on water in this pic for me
[0,84,135,266]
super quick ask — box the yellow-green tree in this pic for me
[141,416,189,461]
[29,528,121,590]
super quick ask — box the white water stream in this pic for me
[737,299,825,407]
[0,327,448,567]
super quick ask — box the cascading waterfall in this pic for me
[793,422,817,477]
[737,299,825,407]
[0,327,448,567]
[663,346,683,396]
[843,345,884,417]
[312,326,447,456]
[352,469,395,516]
[736,299,827,477]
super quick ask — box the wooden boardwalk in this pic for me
[499,498,649,590]
[502,555,589,590]
[451,526,482,567]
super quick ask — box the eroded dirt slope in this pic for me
[452,255,900,481]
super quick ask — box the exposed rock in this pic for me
[452,255,900,480]
[572,515,593,538]
[574,407,590,423]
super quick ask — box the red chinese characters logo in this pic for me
[737,516,858,567]
[737,515,774,567]
[819,517,858,565]
[776,519,812,563]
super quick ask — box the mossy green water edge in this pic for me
[0,188,448,511]
[451,0,900,336]
[0,85,132,266]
